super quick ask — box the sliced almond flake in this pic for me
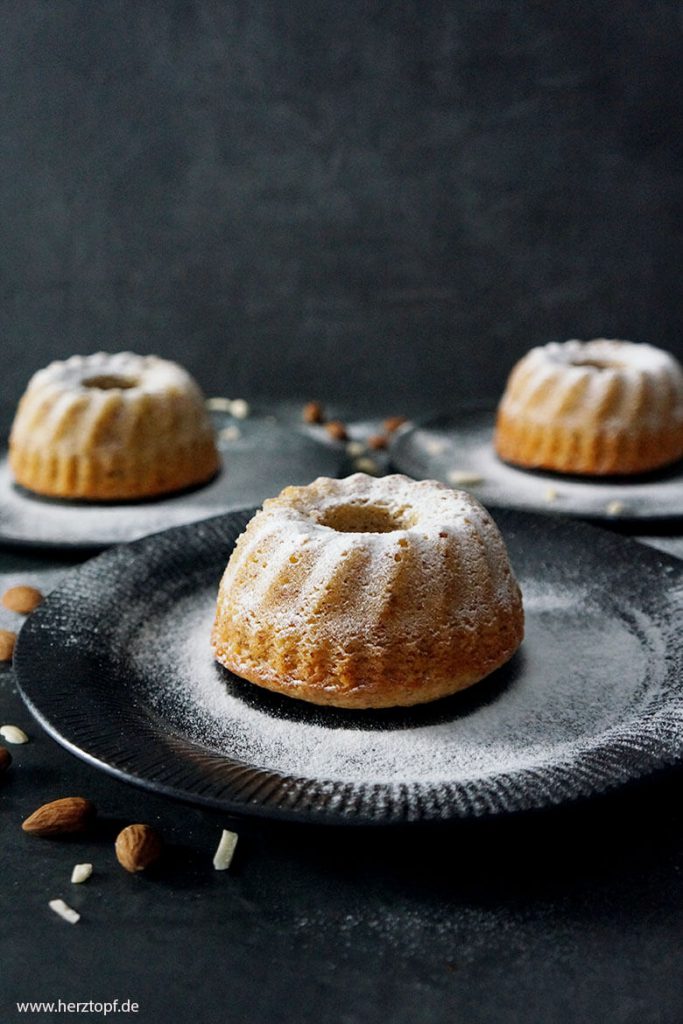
[71,863,93,884]
[352,457,380,476]
[447,470,484,487]
[345,441,366,458]
[219,425,242,442]
[229,399,250,420]
[544,486,559,503]
[205,397,233,412]
[606,500,626,517]
[49,899,80,924]
[213,829,238,871]
[0,724,29,744]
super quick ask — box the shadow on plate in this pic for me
[495,453,683,486]
[11,468,223,507]
[216,650,525,731]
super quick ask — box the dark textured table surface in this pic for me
[2,2,682,1019]
[1,466,683,1024]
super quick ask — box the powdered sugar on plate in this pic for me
[391,411,683,521]
[15,507,683,821]
[128,577,665,786]
[0,419,341,549]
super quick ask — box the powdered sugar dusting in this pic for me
[392,413,683,520]
[128,576,664,785]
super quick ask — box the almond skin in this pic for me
[384,415,407,433]
[2,585,43,614]
[0,630,16,662]
[325,420,348,442]
[115,824,163,873]
[0,747,12,774]
[302,400,325,424]
[22,797,96,836]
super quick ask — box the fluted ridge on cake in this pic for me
[212,474,524,709]
[9,353,220,500]
[495,340,683,476]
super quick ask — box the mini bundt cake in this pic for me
[9,352,220,500]
[212,474,524,709]
[495,339,683,476]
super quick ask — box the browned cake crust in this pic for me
[9,353,220,501]
[212,474,524,710]
[494,339,683,477]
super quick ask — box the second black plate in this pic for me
[390,410,683,522]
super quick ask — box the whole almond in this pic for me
[22,797,96,836]
[0,630,16,662]
[0,746,12,774]
[325,420,348,442]
[302,400,325,424]
[2,585,43,614]
[384,415,407,433]
[368,434,389,451]
[115,824,163,873]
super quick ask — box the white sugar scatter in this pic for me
[127,574,663,786]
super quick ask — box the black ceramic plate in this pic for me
[0,414,341,551]
[390,411,683,522]
[14,509,683,825]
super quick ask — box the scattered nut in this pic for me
[0,630,16,662]
[447,470,484,487]
[302,401,325,424]
[606,500,626,517]
[325,420,348,442]
[71,863,93,884]
[115,823,163,873]
[1,724,28,744]
[218,425,242,442]
[0,746,12,774]
[213,829,239,871]
[384,416,407,433]
[229,398,250,420]
[423,437,449,456]
[345,440,366,458]
[205,397,233,412]
[544,486,559,503]
[22,797,96,836]
[2,585,43,614]
[49,899,80,924]
[367,434,388,451]
[353,456,380,476]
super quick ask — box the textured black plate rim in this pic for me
[14,510,683,826]
[389,410,683,525]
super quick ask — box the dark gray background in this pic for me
[1,0,682,435]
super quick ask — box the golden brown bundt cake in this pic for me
[9,352,220,500]
[495,339,683,476]
[212,473,524,709]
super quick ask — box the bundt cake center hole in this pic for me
[82,374,138,391]
[318,503,413,534]
[570,358,623,371]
